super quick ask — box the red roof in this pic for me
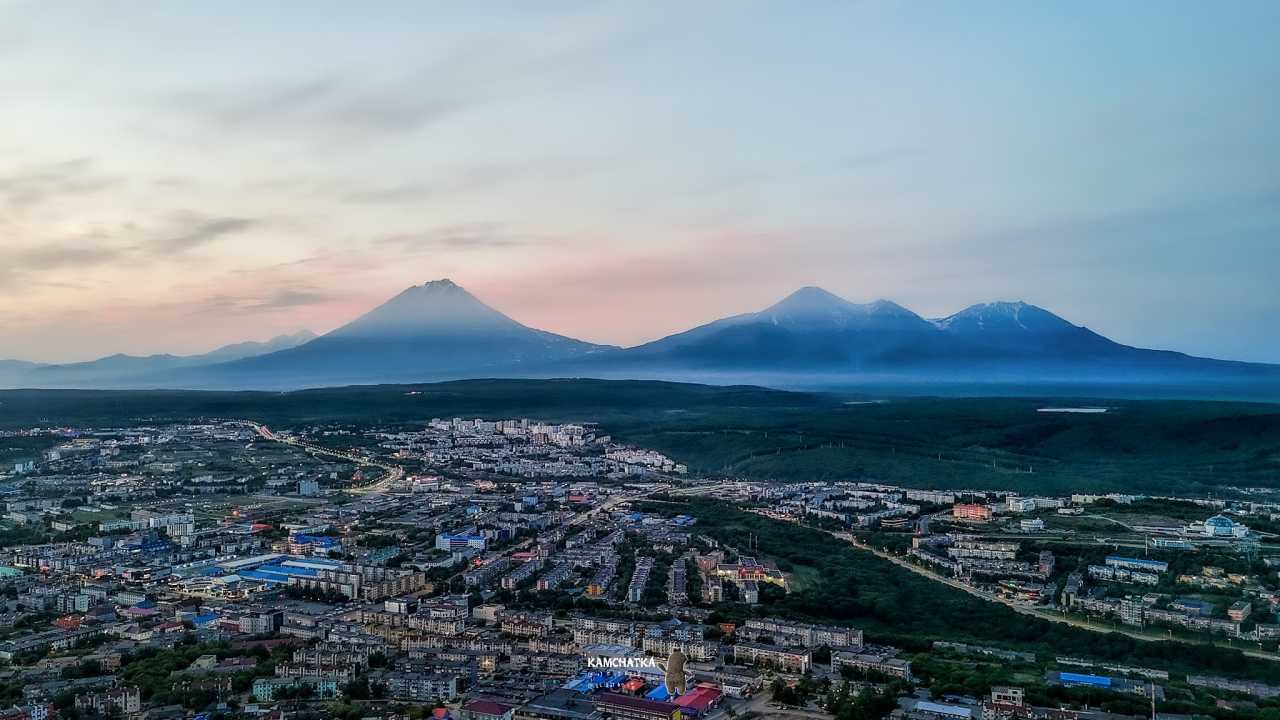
[463,699,514,716]
[674,685,722,712]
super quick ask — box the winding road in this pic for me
[750,511,1280,663]
[242,420,405,494]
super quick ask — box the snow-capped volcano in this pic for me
[3,283,1276,393]
[167,279,614,387]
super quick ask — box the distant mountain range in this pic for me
[2,279,1276,397]
[0,330,317,388]
[597,286,1243,378]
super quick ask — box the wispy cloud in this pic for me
[186,285,338,316]
[7,243,125,271]
[0,158,118,210]
[171,72,470,144]
[0,240,128,293]
[377,223,546,252]
[336,157,599,206]
[0,211,263,294]
[150,215,260,254]
[249,288,335,310]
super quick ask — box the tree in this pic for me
[342,676,370,700]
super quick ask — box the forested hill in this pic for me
[1,379,1276,495]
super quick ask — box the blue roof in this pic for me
[285,557,343,567]
[258,564,319,577]
[564,671,626,693]
[239,569,289,584]
[646,685,672,700]
[1105,555,1166,568]
[239,563,321,583]
[292,534,340,546]
[1060,672,1111,687]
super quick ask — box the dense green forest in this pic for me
[2,379,1277,494]
[646,497,1280,683]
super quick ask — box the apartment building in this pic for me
[732,642,811,673]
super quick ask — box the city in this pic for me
[2,406,1280,720]
[2,3,1278,720]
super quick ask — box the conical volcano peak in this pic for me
[762,286,854,316]
[328,279,520,338]
[417,278,462,291]
[864,298,918,316]
[750,287,930,332]
[934,300,1076,333]
[764,287,919,317]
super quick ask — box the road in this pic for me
[571,490,644,526]
[729,691,832,720]
[242,420,405,494]
[751,513,1280,664]
[667,482,741,497]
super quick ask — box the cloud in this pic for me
[0,211,262,294]
[171,73,469,144]
[186,286,337,315]
[335,155,601,207]
[0,240,129,292]
[150,215,260,254]
[338,181,437,205]
[160,5,655,151]
[0,157,118,210]
[377,223,544,252]
[175,76,340,129]
[6,242,125,272]
[249,288,335,310]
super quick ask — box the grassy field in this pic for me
[2,379,1278,495]
[69,507,130,523]
[786,565,824,592]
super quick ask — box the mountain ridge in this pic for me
[1,281,1275,395]
[166,280,613,388]
[0,331,317,388]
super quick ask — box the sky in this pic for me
[1,1,1278,364]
